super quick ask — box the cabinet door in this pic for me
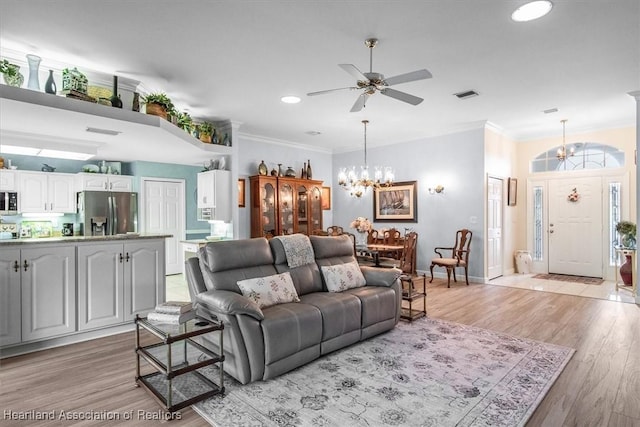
[108,175,133,192]
[123,240,165,321]
[21,246,76,341]
[296,183,309,235]
[213,170,231,222]
[279,181,295,235]
[309,185,323,233]
[0,248,21,346]
[18,172,48,212]
[77,173,109,191]
[0,170,16,191]
[77,243,124,330]
[197,171,215,208]
[48,173,76,213]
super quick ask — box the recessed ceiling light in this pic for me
[511,1,553,22]
[281,96,301,104]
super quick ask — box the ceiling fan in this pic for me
[307,38,432,112]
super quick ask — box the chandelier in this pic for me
[556,119,575,161]
[337,120,394,198]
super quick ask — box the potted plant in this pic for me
[176,111,193,133]
[142,92,173,120]
[0,59,24,87]
[616,221,636,248]
[198,122,214,143]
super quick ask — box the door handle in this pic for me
[13,260,19,272]
[550,223,554,227]
[549,230,554,234]
[125,252,130,262]
[23,259,29,271]
[119,253,124,263]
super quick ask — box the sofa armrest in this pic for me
[196,289,265,320]
[360,266,402,287]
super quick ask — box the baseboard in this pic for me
[417,269,483,284]
[0,323,135,359]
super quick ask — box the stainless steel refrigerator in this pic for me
[77,191,138,236]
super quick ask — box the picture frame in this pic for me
[508,177,517,206]
[238,178,246,208]
[373,181,418,222]
[321,186,331,210]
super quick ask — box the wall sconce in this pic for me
[428,185,445,195]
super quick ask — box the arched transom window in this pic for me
[531,142,625,172]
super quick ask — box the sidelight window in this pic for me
[609,182,621,265]
[532,186,544,261]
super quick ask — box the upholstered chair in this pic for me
[429,229,472,288]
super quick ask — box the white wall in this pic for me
[332,127,486,279]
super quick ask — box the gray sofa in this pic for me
[184,234,402,384]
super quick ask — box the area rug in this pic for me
[192,317,574,427]
[533,273,604,285]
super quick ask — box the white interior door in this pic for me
[548,176,603,277]
[142,178,185,276]
[487,176,503,279]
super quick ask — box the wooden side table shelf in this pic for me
[615,248,637,295]
[135,314,225,413]
[400,274,427,322]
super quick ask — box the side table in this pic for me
[400,273,427,322]
[135,314,225,413]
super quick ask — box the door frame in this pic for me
[526,169,630,280]
[139,177,186,276]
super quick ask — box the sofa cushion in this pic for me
[199,238,277,292]
[261,303,322,364]
[299,292,361,341]
[345,286,398,328]
[320,261,366,292]
[237,272,300,309]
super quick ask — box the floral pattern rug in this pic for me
[193,317,574,427]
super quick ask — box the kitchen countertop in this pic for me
[0,233,173,246]
[181,238,230,244]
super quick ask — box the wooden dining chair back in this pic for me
[311,229,328,236]
[429,229,472,288]
[399,231,418,275]
[398,232,427,321]
[326,225,344,236]
[366,229,379,244]
[381,228,402,259]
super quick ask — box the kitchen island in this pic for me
[0,234,171,358]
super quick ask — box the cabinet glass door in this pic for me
[279,183,294,235]
[310,186,322,233]
[261,183,277,237]
[297,185,308,235]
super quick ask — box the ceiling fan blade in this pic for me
[350,93,369,112]
[383,69,432,86]
[307,87,357,96]
[380,88,423,106]
[339,64,369,82]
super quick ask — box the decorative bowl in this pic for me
[82,164,99,173]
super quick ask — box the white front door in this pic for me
[487,176,503,279]
[548,176,603,277]
[142,178,185,276]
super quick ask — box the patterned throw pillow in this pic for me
[321,261,367,292]
[237,272,300,308]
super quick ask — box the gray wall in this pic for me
[331,128,485,278]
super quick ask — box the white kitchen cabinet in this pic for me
[77,239,165,330]
[21,245,76,341]
[18,171,76,213]
[0,248,21,346]
[0,170,17,191]
[76,173,133,192]
[197,170,231,222]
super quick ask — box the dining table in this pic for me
[356,243,404,267]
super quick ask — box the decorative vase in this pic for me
[200,133,212,143]
[302,162,307,179]
[26,54,41,91]
[145,103,167,119]
[110,76,123,108]
[306,159,312,179]
[285,166,296,177]
[3,64,24,87]
[277,164,283,177]
[620,254,633,285]
[132,92,140,112]
[258,160,268,176]
[357,231,367,246]
[622,234,636,249]
[44,69,56,94]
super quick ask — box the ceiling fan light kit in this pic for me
[307,37,432,112]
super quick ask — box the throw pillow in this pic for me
[321,261,367,292]
[237,272,300,309]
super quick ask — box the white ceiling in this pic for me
[1,0,638,155]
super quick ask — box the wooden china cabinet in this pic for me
[250,175,323,238]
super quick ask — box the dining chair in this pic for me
[429,229,472,288]
[381,228,402,259]
[326,225,345,236]
[398,232,427,321]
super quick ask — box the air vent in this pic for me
[542,108,558,114]
[454,90,479,100]
[305,131,322,136]
[86,127,121,136]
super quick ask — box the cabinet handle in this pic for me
[109,182,113,190]
[125,252,130,262]
[13,260,19,272]
[23,260,29,272]
[119,253,124,263]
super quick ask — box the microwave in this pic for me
[0,191,18,214]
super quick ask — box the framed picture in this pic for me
[321,186,331,210]
[508,177,517,206]
[373,181,418,222]
[238,178,246,208]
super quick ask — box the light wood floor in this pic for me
[1,279,638,427]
